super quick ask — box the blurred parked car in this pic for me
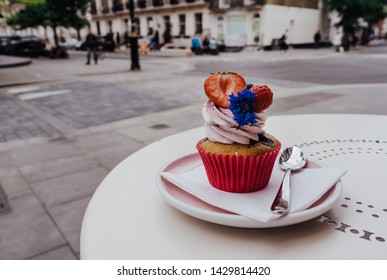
[62,37,82,50]
[0,35,47,57]
[0,35,11,54]
[76,35,115,52]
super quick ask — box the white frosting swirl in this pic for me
[202,100,267,144]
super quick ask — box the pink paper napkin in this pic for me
[161,164,346,222]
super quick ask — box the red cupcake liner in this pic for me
[196,139,282,193]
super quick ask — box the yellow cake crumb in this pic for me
[198,134,279,157]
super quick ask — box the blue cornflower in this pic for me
[229,88,257,126]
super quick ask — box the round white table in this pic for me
[80,114,387,259]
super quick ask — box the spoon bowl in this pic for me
[279,146,307,172]
[271,146,307,215]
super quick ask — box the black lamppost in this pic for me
[128,0,140,70]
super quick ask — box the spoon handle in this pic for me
[271,169,291,215]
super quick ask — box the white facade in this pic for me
[259,4,321,46]
[82,0,325,48]
[3,1,384,49]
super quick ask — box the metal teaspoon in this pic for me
[271,146,307,215]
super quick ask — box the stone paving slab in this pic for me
[69,130,138,152]
[0,169,31,200]
[270,92,343,113]
[7,139,81,166]
[28,245,77,260]
[31,167,108,208]
[0,194,66,260]
[0,151,12,169]
[49,196,91,255]
[0,94,61,143]
[84,140,144,170]
[111,104,204,134]
[19,154,100,184]
[117,123,181,144]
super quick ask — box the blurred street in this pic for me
[0,41,387,259]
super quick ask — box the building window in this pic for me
[91,1,97,14]
[113,0,123,11]
[137,18,141,36]
[137,0,147,8]
[266,0,318,9]
[108,20,113,33]
[164,15,170,27]
[102,0,109,13]
[252,13,260,43]
[179,14,186,36]
[96,21,101,35]
[152,0,164,6]
[219,0,230,9]
[195,13,202,34]
[164,16,172,43]
[147,17,154,34]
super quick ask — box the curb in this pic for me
[0,57,32,68]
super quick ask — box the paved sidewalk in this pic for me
[0,50,207,259]
[0,104,204,259]
[0,44,386,259]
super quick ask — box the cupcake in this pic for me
[196,72,281,193]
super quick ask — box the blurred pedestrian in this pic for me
[154,30,160,50]
[147,32,155,51]
[116,32,121,47]
[280,29,289,51]
[314,31,321,49]
[341,33,350,52]
[191,34,202,55]
[351,33,358,48]
[124,31,130,48]
[333,31,342,52]
[85,29,98,65]
[163,22,172,44]
[254,35,260,51]
[202,36,209,54]
[209,37,218,55]
[140,36,150,54]
[104,32,115,51]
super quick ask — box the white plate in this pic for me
[156,153,343,228]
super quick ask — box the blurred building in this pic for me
[87,0,327,48]
[1,0,385,49]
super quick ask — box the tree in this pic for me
[328,0,386,45]
[6,0,90,46]
[7,2,48,30]
[45,0,90,46]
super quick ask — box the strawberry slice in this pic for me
[204,72,246,108]
[250,84,273,112]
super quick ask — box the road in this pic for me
[192,46,387,84]
[1,43,387,145]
